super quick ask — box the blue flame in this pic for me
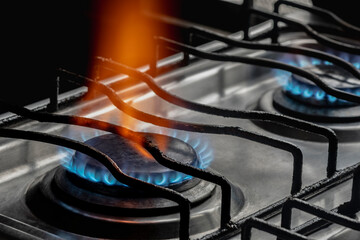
[104,172,116,185]
[303,88,313,98]
[327,95,337,103]
[311,59,321,65]
[315,90,326,100]
[276,54,360,105]
[281,76,360,104]
[60,130,214,187]
[291,85,302,95]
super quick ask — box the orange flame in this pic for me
[91,0,167,68]
[79,1,175,157]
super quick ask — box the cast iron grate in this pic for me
[0,1,359,239]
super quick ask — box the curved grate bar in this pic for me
[154,37,360,105]
[241,217,309,240]
[150,35,360,169]
[187,27,360,81]
[249,8,360,55]
[273,0,360,36]
[0,100,231,229]
[98,52,339,178]
[350,165,360,209]
[58,69,304,195]
[200,163,360,240]
[0,127,191,240]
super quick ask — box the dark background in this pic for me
[2,0,358,110]
[2,0,248,109]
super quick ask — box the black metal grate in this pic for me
[0,1,359,239]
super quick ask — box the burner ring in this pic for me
[63,133,203,188]
[54,167,209,212]
[253,89,360,142]
[283,64,360,107]
[273,88,360,123]
[25,167,245,239]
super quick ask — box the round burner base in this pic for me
[26,167,245,239]
[64,133,201,187]
[55,167,210,215]
[273,88,360,123]
[253,89,360,142]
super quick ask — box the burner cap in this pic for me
[64,133,200,187]
[284,64,360,107]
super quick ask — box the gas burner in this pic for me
[283,64,360,107]
[272,63,360,123]
[253,53,360,142]
[273,88,360,123]
[255,88,360,142]
[25,133,245,239]
[63,133,202,187]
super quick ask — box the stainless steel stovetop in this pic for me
[0,21,359,240]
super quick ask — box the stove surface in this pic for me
[0,32,359,239]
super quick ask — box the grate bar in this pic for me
[249,8,360,54]
[289,165,360,236]
[290,205,359,236]
[281,198,360,232]
[153,37,360,105]
[187,27,360,81]
[0,100,233,229]
[350,165,360,208]
[58,69,304,195]
[164,36,360,107]
[100,57,338,177]
[99,55,339,179]
[273,0,360,36]
[241,217,309,240]
[200,162,360,240]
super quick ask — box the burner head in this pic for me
[25,130,244,239]
[63,133,202,188]
[283,64,360,107]
[25,164,244,239]
[254,89,360,142]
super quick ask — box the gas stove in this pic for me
[0,1,360,240]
